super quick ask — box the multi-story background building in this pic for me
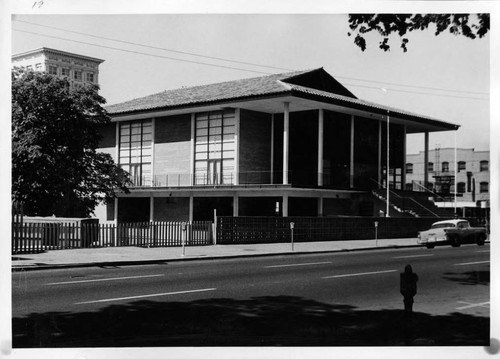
[12,47,104,89]
[406,148,490,215]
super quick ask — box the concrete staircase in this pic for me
[372,189,454,218]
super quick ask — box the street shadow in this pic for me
[442,271,490,286]
[12,295,489,347]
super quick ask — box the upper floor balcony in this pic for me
[124,166,380,191]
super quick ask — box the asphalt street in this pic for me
[12,244,490,346]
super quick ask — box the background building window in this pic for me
[457,182,466,194]
[480,160,489,172]
[480,182,489,193]
[61,68,70,77]
[442,161,449,172]
[119,120,152,186]
[48,65,58,75]
[457,161,466,171]
[74,70,82,81]
[427,162,434,172]
[405,163,413,174]
[86,72,94,82]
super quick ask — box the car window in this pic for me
[431,223,455,229]
[457,221,470,229]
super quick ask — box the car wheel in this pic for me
[477,234,486,246]
[426,244,435,249]
[449,235,461,247]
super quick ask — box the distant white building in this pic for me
[12,47,104,90]
[406,148,490,210]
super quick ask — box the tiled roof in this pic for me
[104,67,459,130]
[105,69,315,115]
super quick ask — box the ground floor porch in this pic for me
[93,186,392,223]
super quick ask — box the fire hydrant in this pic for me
[400,264,418,314]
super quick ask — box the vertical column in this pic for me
[115,121,120,162]
[114,197,119,246]
[233,194,239,217]
[234,108,240,185]
[402,125,407,190]
[378,120,382,188]
[270,114,274,184]
[151,118,155,186]
[283,102,290,185]
[317,109,324,186]
[189,195,194,222]
[282,194,289,217]
[454,130,457,214]
[190,113,195,186]
[317,196,323,217]
[149,194,154,222]
[424,131,429,188]
[386,111,390,217]
[114,197,119,224]
[350,115,355,188]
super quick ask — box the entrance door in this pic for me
[208,160,222,184]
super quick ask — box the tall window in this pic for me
[480,182,489,193]
[119,120,152,186]
[457,161,466,172]
[48,65,58,75]
[480,160,489,172]
[457,182,466,194]
[61,68,70,77]
[194,110,235,185]
[427,162,434,172]
[405,163,413,174]
[442,161,449,172]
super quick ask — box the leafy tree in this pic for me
[348,14,489,52]
[12,68,130,217]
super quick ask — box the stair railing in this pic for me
[370,178,440,217]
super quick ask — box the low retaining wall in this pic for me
[216,216,450,244]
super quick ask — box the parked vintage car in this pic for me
[417,219,488,249]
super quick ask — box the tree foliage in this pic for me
[348,14,489,52]
[12,68,130,217]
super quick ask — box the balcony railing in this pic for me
[128,171,289,188]
[126,169,380,190]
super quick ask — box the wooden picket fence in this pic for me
[11,221,213,254]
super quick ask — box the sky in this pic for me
[8,7,492,156]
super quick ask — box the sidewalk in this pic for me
[11,238,421,271]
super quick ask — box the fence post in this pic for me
[290,222,295,251]
[374,220,379,247]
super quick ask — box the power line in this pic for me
[335,75,488,96]
[13,19,293,72]
[13,19,489,97]
[347,83,488,101]
[12,29,272,75]
[12,27,489,101]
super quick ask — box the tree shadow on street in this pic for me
[12,295,489,347]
